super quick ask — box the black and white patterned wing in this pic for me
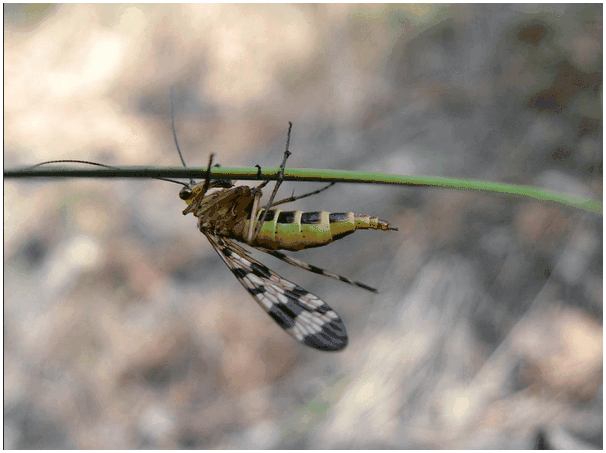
[249,245,378,293]
[203,233,347,351]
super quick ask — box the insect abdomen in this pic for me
[233,210,393,251]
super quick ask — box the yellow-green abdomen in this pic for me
[233,210,393,251]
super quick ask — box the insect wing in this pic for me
[250,245,378,293]
[203,234,348,351]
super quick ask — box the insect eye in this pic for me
[179,187,193,200]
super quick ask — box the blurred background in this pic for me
[4,4,602,449]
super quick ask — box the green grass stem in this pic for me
[4,165,601,215]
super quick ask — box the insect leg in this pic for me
[245,187,263,243]
[252,245,379,293]
[200,153,215,199]
[246,181,335,241]
[269,182,336,208]
[251,122,293,242]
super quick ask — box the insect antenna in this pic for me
[170,86,195,187]
[30,89,204,189]
[28,160,189,188]
[169,88,233,203]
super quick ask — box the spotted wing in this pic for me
[203,232,347,351]
[250,246,378,293]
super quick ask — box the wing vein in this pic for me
[202,231,348,351]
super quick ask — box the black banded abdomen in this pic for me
[232,210,392,251]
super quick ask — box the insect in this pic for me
[29,100,397,352]
[174,117,396,351]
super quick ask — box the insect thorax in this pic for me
[187,185,258,236]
